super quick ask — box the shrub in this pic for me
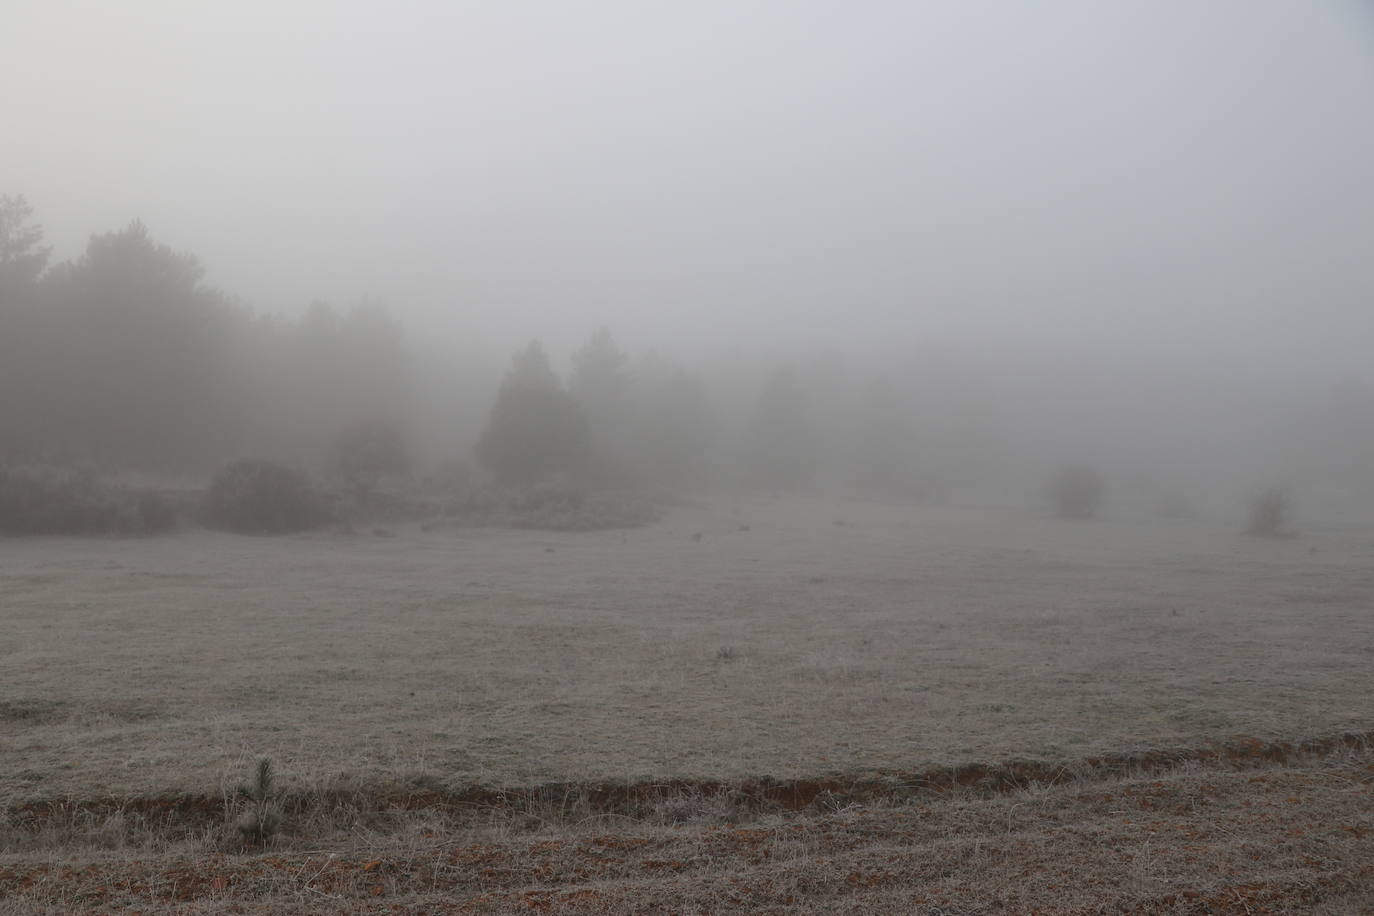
[0,466,177,536]
[1047,465,1105,519]
[1246,485,1293,537]
[203,459,332,534]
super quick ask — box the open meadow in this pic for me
[4,496,1374,912]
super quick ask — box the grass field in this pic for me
[4,495,1374,911]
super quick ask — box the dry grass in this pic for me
[2,745,1372,913]
[3,496,1373,803]
[4,495,1374,910]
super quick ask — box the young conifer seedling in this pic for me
[236,757,281,844]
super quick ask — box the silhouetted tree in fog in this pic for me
[476,341,590,485]
[636,368,715,487]
[0,195,50,294]
[0,199,417,474]
[569,326,632,482]
[40,220,247,468]
[745,367,817,491]
[851,374,920,501]
[1246,485,1293,537]
[0,196,53,461]
[272,300,411,467]
[570,327,630,418]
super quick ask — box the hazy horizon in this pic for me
[5,0,1373,372]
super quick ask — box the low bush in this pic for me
[1047,465,1105,519]
[1247,485,1294,537]
[0,466,178,536]
[202,459,333,534]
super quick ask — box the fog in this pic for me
[3,1,1374,523]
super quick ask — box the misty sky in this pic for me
[4,1,1373,371]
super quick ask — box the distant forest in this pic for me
[0,195,408,475]
[4,193,1374,525]
[0,194,920,501]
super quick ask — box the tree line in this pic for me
[0,194,930,500]
[0,196,407,475]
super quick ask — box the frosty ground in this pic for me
[3,496,1373,912]
[5,496,1372,799]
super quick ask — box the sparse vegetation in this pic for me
[438,478,661,531]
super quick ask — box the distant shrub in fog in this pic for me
[0,466,177,536]
[744,367,818,492]
[1246,485,1294,537]
[203,459,333,534]
[330,418,411,487]
[1047,465,1105,519]
[850,375,921,503]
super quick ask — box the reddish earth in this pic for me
[15,730,1373,830]
[4,734,1374,914]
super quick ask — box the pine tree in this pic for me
[476,341,591,485]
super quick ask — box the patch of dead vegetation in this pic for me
[0,699,69,726]
[3,738,1373,914]
[0,698,163,731]
[9,731,1368,847]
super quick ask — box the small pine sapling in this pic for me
[236,757,282,844]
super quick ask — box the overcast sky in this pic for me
[4,0,1373,370]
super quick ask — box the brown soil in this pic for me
[13,730,1372,831]
[4,734,1373,914]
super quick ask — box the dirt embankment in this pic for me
[4,732,1374,914]
[12,729,1373,832]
